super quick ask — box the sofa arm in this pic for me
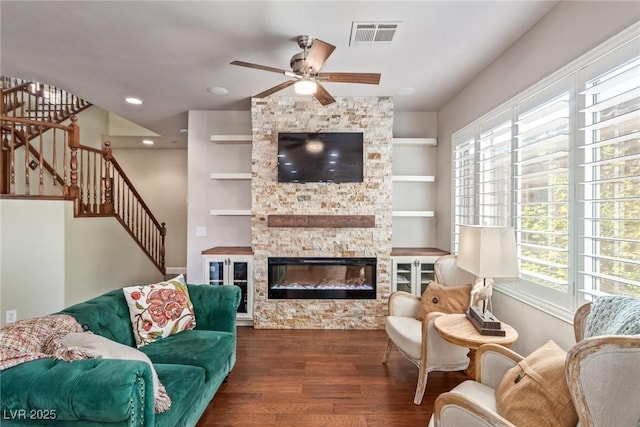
[433,391,515,427]
[1,358,154,425]
[187,284,241,333]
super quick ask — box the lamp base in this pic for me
[466,306,506,336]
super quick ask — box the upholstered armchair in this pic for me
[434,254,477,286]
[383,255,476,405]
[429,298,640,427]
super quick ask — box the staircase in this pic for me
[0,77,166,274]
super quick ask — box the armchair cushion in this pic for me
[385,316,422,360]
[495,340,577,427]
[417,281,471,321]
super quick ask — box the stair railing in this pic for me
[75,141,166,272]
[1,78,92,130]
[1,115,75,196]
[1,112,165,274]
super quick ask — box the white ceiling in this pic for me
[1,1,558,148]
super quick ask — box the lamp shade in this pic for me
[457,225,519,278]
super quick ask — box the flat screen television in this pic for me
[277,132,364,183]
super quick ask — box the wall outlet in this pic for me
[196,226,207,237]
[5,310,17,325]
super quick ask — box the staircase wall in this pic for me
[110,148,187,269]
[0,199,66,325]
[0,198,163,326]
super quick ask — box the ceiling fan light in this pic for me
[294,80,317,95]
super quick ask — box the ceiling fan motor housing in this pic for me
[290,51,307,74]
[291,35,313,74]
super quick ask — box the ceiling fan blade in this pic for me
[231,60,289,75]
[317,72,381,85]
[302,39,336,73]
[254,80,296,98]
[313,83,336,106]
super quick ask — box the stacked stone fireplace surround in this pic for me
[251,97,394,329]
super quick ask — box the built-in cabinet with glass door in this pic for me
[390,249,448,296]
[202,247,253,321]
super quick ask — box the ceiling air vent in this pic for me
[349,21,400,46]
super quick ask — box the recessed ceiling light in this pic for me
[142,139,154,145]
[397,88,416,96]
[207,86,229,95]
[126,97,142,104]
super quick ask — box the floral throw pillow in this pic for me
[123,275,196,347]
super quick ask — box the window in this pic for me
[478,119,512,227]
[452,24,640,316]
[579,50,640,299]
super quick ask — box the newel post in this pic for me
[102,141,114,214]
[68,116,80,211]
[160,222,166,272]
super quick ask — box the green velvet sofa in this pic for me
[0,284,241,426]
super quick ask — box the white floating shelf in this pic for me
[392,211,435,217]
[209,209,251,216]
[392,138,437,146]
[210,134,252,143]
[392,175,435,182]
[210,173,252,180]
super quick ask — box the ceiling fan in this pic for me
[231,35,381,106]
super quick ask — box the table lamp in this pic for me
[457,225,519,336]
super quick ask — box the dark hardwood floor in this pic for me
[197,327,467,427]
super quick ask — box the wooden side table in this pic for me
[433,313,518,379]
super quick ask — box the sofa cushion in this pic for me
[123,275,196,347]
[140,329,235,382]
[417,281,471,321]
[153,363,206,427]
[495,340,577,427]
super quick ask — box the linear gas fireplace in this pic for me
[268,257,377,299]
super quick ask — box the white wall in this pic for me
[0,199,163,325]
[436,1,640,353]
[111,148,188,269]
[393,112,437,138]
[0,199,66,326]
[186,110,252,283]
[64,202,163,307]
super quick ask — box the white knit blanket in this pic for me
[584,295,640,338]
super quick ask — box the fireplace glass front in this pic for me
[268,257,376,299]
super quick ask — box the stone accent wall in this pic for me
[251,97,393,329]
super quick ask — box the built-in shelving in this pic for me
[209,209,251,216]
[392,175,435,182]
[210,172,252,180]
[392,137,437,146]
[209,133,252,220]
[392,137,437,248]
[392,211,435,217]
[210,134,252,143]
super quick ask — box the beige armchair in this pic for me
[383,255,476,405]
[434,254,476,286]
[429,300,640,427]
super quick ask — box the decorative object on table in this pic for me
[470,277,495,313]
[457,225,519,336]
